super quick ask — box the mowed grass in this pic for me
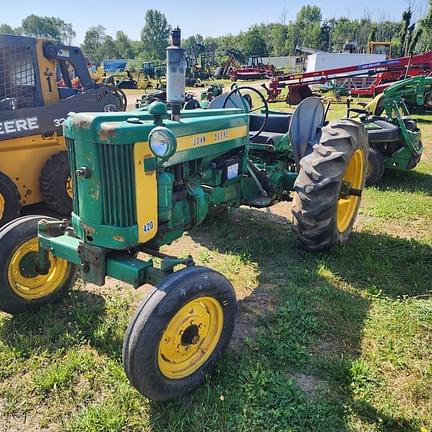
[0,101,431,431]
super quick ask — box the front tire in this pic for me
[366,147,385,186]
[0,216,77,314]
[123,266,237,401]
[292,119,368,251]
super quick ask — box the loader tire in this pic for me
[366,147,385,186]
[39,151,72,216]
[292,119,368,251]
[0,172,21,227]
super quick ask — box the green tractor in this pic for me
[348,76,431,185]
[0,29,368,401]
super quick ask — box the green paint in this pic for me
[47,104,302,287]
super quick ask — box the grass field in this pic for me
[0,96,431,431]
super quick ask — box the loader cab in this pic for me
[0,35,42,111]
[0,34,95,112]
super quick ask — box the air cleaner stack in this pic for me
[166,27,186,120]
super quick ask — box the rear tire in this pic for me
[366,147,385,186]
[0,171,21,228]
[123,266,237,401]
[0,215,77,314]
[39,151,72,216]
[292,119,368,251]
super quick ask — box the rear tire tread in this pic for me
[292,119,368,251]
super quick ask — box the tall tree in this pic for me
[99,35,118,60]
[21,15,75,43]
[318,22,332,52]
[81,25,106,62]
[140,10,170,61]
[115,31,135,58]
[241,27,268,57]
[399,8,421,56]
[268,24,288,56]
[0,24,21,35]
[296,5,322,27]
[183,34,205,63]
[295,5,322,50]
[331,17,356,51]
[421,0,432,51]
[284,22,297,55]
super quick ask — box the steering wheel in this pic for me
[222,85,269,139]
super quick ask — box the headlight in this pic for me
[149,127,177,159]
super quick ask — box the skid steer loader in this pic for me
[0,34,126,226]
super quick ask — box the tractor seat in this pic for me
[366,119,402,143]
[249,131,285,145]
[249,113,291,145]
[249,113,291,133]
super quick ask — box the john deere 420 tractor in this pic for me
[0,34,126,226]
[0,29,368,401]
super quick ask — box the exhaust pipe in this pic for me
[166,27,186,121]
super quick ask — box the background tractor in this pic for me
[0,34,126,226]
[348,75,431,185]
[0,29,368,401]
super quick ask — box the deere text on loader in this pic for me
[0,34,126,226]
[0,29,368,401]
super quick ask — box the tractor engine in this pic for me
[64,104,249,251]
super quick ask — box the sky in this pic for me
[1,0,429,44]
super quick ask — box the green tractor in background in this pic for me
[348,76,431,185]
[0,29,368,401]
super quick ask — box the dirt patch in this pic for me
[289,373,329,397]
[314,339,339,356]
[230,284,278,349]
[0,396,59,432]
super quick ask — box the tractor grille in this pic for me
[67,138,137,227]
[99,143,137,227]
[66,137,79,215]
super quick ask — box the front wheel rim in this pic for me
[337,149,365,233]
[158,296,224,379]
[7,238,69,300]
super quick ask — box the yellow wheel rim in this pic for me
[0,192,4,220]
[65,176,73,199]
[337,149,365,233]
[366,159,373,177]
[158,296,224,379]
[7,238,69,300]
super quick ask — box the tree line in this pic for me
[2,3,432,70]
